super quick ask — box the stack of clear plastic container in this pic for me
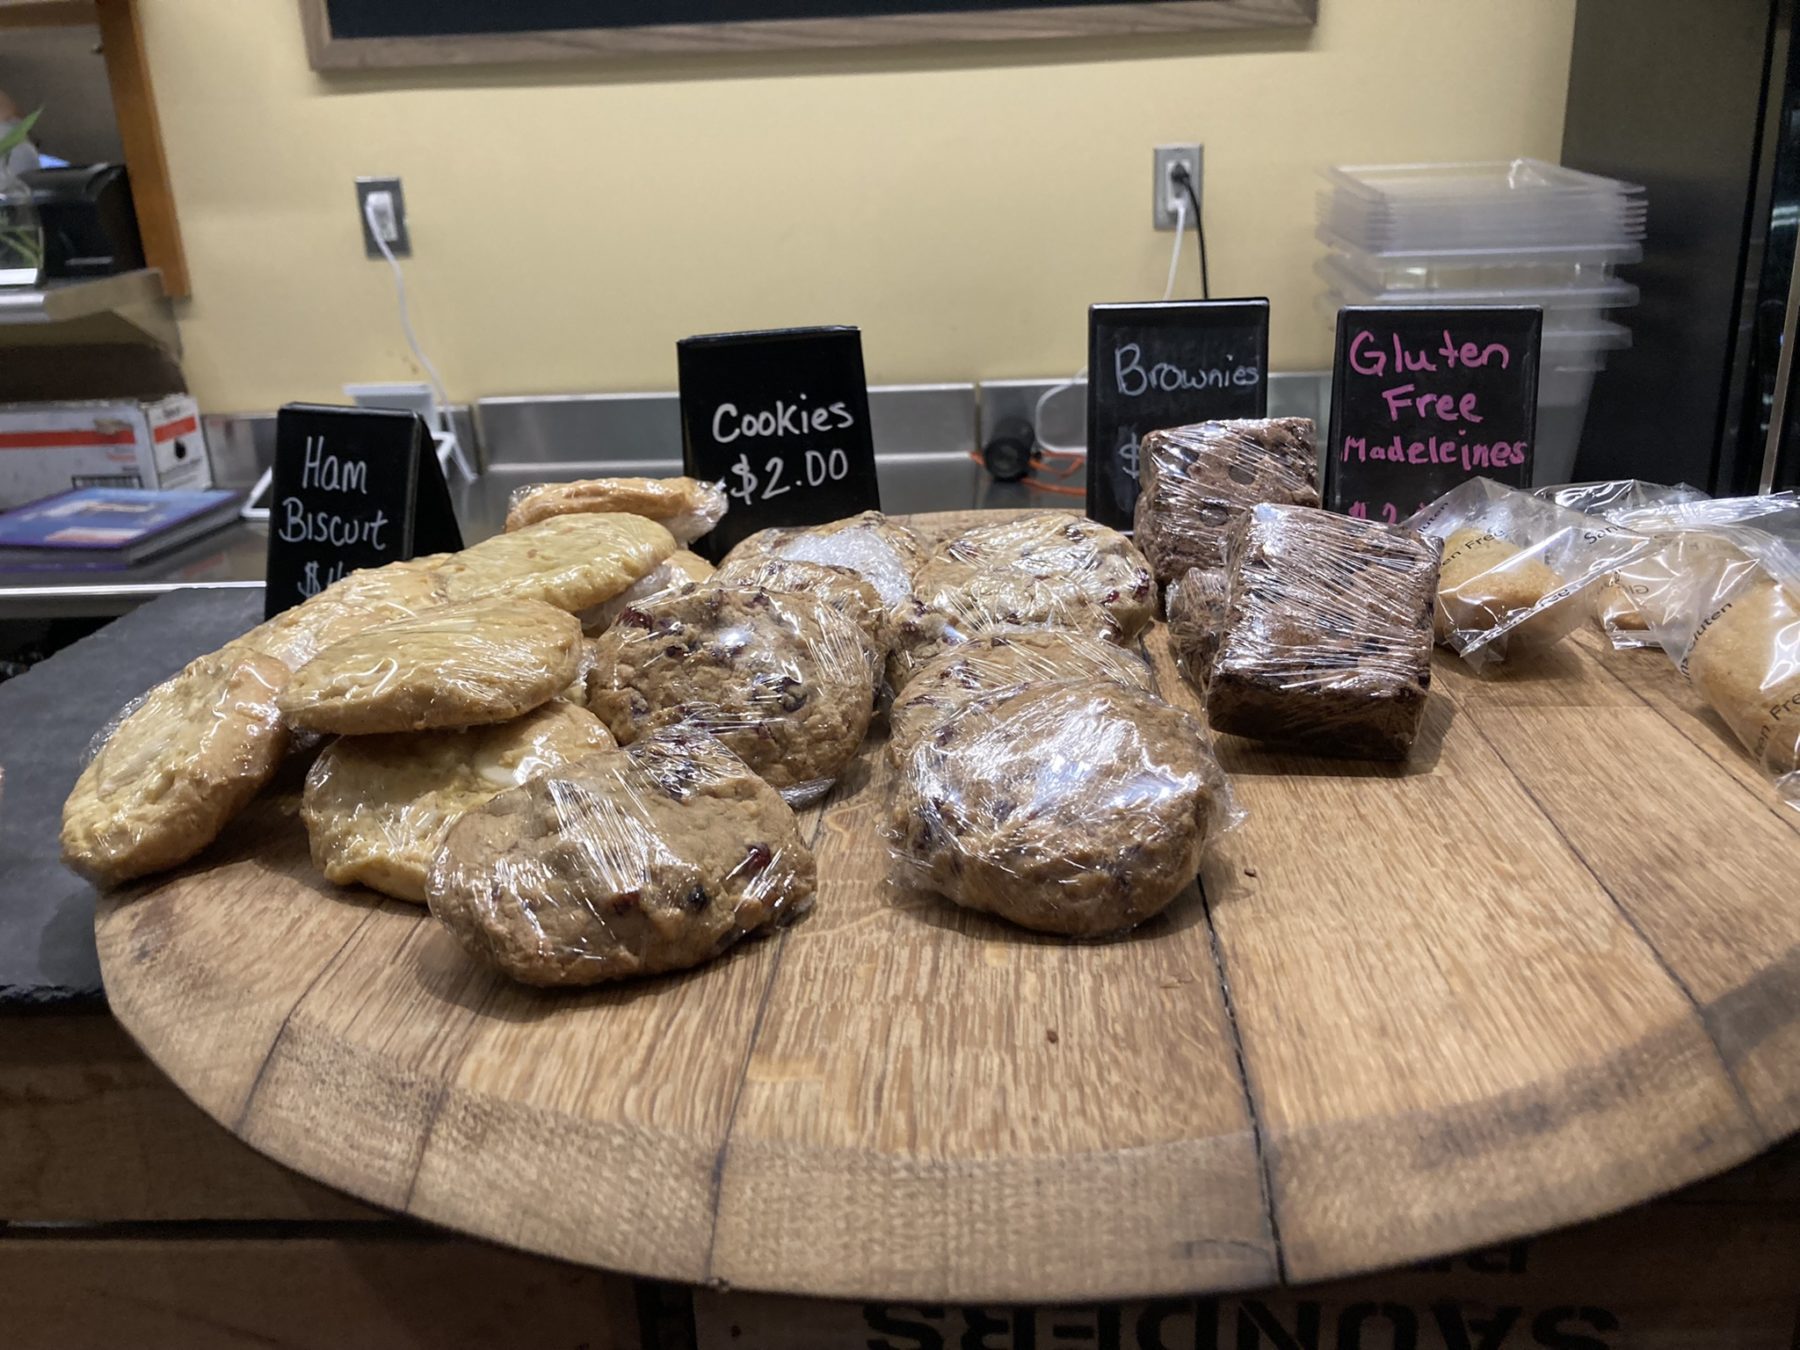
[1317,160,1647,484]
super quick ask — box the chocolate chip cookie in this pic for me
[924,512,1155,640]
[710,555,888,655]
[584,586,877,801]
[427,727,816,985]
[888,681,1230,937]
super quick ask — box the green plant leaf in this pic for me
[0,108,44,163]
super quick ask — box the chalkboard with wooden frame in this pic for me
[297,0,1317,69]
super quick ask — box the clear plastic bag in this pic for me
[426,726,817,986]
[583,585,879,805]
[1133,418,1320,587]
[1207,503,1441,760]
[885,679,1240,938]
[918,512,1155,641]
[724,510,923,608]
[1588,493,1800,648]
[1540,479,1709,517]
[1648,532,1800,809]
[503,475,728,545]
[1406,477,1649,671]
[886,628,1153,759]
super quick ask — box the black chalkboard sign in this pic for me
[678,326,879,560]
[264,404,463,618]
[1085,299,1270,529]
[1325,306,1543,523]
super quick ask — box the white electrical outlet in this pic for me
[1153,144,1203,231]
[355,176,410,258]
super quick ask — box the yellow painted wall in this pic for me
[137,0,1576,411]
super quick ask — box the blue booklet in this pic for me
[0,487,241,569]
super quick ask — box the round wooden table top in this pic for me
[95,511,1800,1303]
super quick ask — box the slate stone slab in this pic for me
[0,589,265,1003]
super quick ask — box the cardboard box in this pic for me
[0,395,213,509]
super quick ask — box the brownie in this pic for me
[1206,503,1442,761]
[1133,418,1320,586]
[1165,566,1230,689]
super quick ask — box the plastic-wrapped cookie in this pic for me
[226,556,450,672]
[301,701,615,902]
[886,571,1123,692]
[584,586,877,802]
[427,727,817,986]
[888,629,1153,759]
[709,555,888,655]
[1434,527,1566,647]
[60,647,290,886]
[579,549,715,634]
[887,681,1233,937]
[724,510,923,607]
[435,512,675,612]
[922,512,1155,641]
[503,475,727,544]
[278,598,583,735]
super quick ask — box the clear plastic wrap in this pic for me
[276,598,585,735]
[1647,529,1800,808]
[502,475,728,545]
[886,629,1154,759]
[1206,503,1442,760]
[1405,477,1649,671]
[579,550,715,634]
[1166,566,1231,690]
[426,726,817,986]
[583,585,879,804]
[885,577,1120,692]
[885,680,1240,938]
[60,646,291,886]
[709,554,889,655]
[1133,418,1320,587]
[1540,479,1709,516]
[919,512,1155,641]
[724,510,923,608]
[300,701,615,903]
[225,554,450,672]
[435,512,676,612]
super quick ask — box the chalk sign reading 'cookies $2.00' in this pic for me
[1085,299,1270,530]
[1325,306,1542,523]
[264,403,463,618]
[678,326,880,561]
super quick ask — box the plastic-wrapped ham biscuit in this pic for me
[1406,478,1648,672]
[1206,503,1441,761]
[427,727,816,986]
[886,681,1238,937]
[1133,418,1319,587]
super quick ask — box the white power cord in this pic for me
[1162,194,1189,303]
[364,196,476,482]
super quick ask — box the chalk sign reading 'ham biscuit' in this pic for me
[1325,306,1542,522]
[1086,299,1270,530]
[678,326,880,561]
[264,404,463,618]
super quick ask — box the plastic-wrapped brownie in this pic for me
[1165,566,1230,689]
[1134,418,1319,587]
[886,680,1238,937]
[1206,503,1442,761]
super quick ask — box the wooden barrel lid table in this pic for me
[94,510,1800,1303]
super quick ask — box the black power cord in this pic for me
[1169,162,1211,300]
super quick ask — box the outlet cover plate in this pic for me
[1153,144,1202,231]
[356,176,410,258]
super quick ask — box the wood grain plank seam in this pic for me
[231,907,385,1134]
[1455,706,1773,1143]
[1198,880,1290,1285]
[1583,646,1800,836]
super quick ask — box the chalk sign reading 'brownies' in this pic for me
[678,326,880,561]
[1085,299,1270,529]
[1325,306,1542,522]
[264,403,463,618]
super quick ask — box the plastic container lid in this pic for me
[1317,226,1645,267]
[1323,159,1645,204]
[1315,255,1639,310]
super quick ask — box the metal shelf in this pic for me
[0,268,177,349]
